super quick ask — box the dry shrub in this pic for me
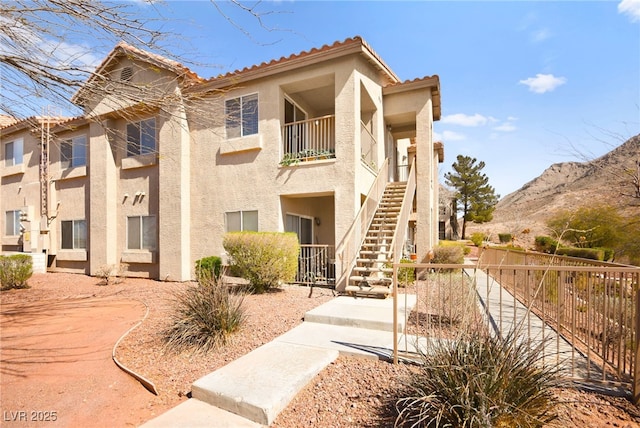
[163,275,247,354]
[395,329,561,427]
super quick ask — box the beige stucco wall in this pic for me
[187,54,390,269]
[1,128,40,253]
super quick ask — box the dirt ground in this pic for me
[0,279,166,427]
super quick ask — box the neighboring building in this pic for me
[1,36,442,293]
[439,183,459,241]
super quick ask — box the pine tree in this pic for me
[444,155,500,239]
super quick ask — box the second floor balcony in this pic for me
[280,115,335,166]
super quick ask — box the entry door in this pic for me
[285,214,313,244]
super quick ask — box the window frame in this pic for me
[61,219,87,250]
[225,210,258,232]
[225,93,259,139]
[4,210,21,236]
[4,138,23,167]
[126,215,157,251]
[126,118,156,157]
[60,135,87,169]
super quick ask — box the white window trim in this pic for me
[4,138,23,167]
[61,219,87,250]
[4,210,21,236]
[126,118,156,157]
[61,135,87,169]
[126,215,157,251]
[225,93,259,139]
[225,210,259,232]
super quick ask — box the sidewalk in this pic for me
[140,294,418,427]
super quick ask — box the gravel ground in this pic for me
[3,272,640,427]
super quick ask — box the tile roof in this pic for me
[198,36,400,88]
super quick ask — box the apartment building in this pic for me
[1,36,442,293]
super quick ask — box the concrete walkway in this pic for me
[140,294,417,427]
[470,267,608,382]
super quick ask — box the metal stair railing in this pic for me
[389,161,416,265]
[335,158,389,292]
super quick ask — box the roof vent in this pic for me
[120,67,133,81]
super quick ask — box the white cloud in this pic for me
[493,123,517,132]
[440,130,466,141]
[619,0,640,22]
[519,73,567,93]
[441,113,489,127]
[531,28,552,43]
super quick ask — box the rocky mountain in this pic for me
[467,134,640,241]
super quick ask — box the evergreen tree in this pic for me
[444,155,500,239]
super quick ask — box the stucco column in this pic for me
[158,105,191,281]
[415,97,435,261]
[89,120,118,273]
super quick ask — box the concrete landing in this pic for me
[304,294,416,332]
[141,398,264,428]
[191,341,338,426]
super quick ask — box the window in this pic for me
[5,210,21,236]
[61,136,86,169]
[61,220,87,249]
[225,210,258,232]
[285,214,312,244]
[127,216,157,250]
[225,94,258,138]
[127,118,156,157]
[5,139,23,167]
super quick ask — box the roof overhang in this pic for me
[382,75,441,121]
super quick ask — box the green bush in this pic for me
[223,232,299,293]
[163,275,246,354]
[498,233,512,244]
[195,256,222,280]
[439,240,471,255]
[556,247,604,261]
[0,254,33,290]
[596,247,615,261]
[534,236,559,253]
[431,245,465,265]
[470,232,488,247]
[396,330,561,427]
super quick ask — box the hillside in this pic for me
[466,134,640,241]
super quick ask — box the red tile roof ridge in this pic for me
[385,75,441,88]
[203,36,396,83]
[112,41,203,81]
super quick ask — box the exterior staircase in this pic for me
[344,181,407,298]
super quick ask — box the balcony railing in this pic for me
[281,115,335,165]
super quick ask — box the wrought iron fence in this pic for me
[295,245,335,286]
[392,261,640,402]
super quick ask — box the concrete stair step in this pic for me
[140,398,263,428]
[344,284,392,298]
[303,295,416,332]
[191,341,338,426]
[349,275,392,284]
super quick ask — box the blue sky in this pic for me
[12,0,640,197]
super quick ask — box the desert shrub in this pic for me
[470,232,488,247]
[0,254,33,290]
[439,240,471,255]
[396,329,561,427]
[163,275,246,353]
[223,232,299,293]
[431,245,465,265]
[195,256,222,280]
[498,233,512,244]
[95,263,128,285]
[556,247,604,261]
[386,258,416,285]
[534,236,559,254]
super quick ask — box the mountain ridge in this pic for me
[466,134,640,241]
